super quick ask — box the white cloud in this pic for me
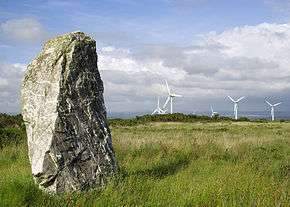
[98,22,290,112]
[98,47,185,112]
[0,18,46,42]
[0,63,25,113]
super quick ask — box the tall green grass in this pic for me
[0,115,290,206]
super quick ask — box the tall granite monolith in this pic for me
[21,31,117,193]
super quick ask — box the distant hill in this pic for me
[108,111,290,120]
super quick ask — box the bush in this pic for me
[0,127,26,149]
[0,114,26,149]
[0,114,24,129]
[237,117,250,122]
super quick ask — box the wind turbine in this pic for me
[227,96,245,120]
[163,80,182,114]
[151,97,167,115]
[265,100,282,121]
[210,106,218,118]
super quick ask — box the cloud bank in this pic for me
[1,21,290,113]
[98,22,290,112]
[0,63,25,113]
[0,18,46,42]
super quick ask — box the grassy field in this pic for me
[0,115,290,206]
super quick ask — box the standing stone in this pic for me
[21,31,117,193]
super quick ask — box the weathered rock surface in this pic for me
[21,31,117,193]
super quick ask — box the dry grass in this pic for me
[1,121,290,206]
[113,121,289,149]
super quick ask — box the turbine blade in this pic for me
[163,97,170,109]
[211,106,214,113]
[173,94,182,97]
[157,97,160,108]
[228,95,235,102]
[273,102,282,107]
[265,100,272,107]
[165,80,170,94]
[237,96,245,102]
[160,108,167,113]
[151,109,158,115]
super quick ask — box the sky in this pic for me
[0,0,290,115]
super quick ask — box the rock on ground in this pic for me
[21,31,118,193]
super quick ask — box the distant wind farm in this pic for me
[150,80,283,121]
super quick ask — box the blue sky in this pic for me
[1,0,289,62]
[0,0,290,115]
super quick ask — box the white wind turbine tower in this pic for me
[227,96,245,120]
[210,106,218,118]
[151,97,167,115]
[265,100,282,121]
[163,80,182,114]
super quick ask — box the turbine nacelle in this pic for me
[170,94,182,98]
[265,100,282,107]
[228,96,245,103]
